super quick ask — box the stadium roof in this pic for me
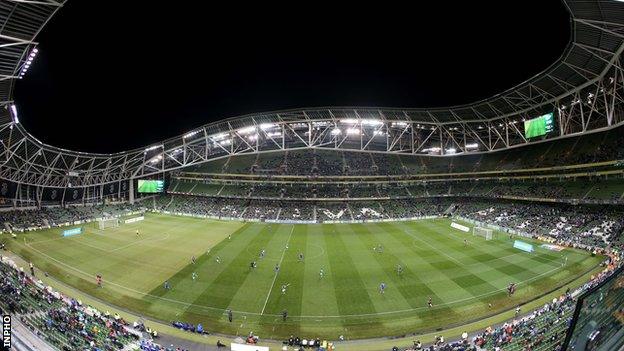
[0,0,623,187]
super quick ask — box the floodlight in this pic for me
[238,126,256,135]
[10,104,18,123]
[259,123,276,130]
[361,119,382,126]
[340,118,358,124]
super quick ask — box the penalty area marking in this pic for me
[28,232,171,254]
[19,235,571,319]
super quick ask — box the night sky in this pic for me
[14,1,570,153]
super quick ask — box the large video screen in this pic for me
[563,265,624,350]
[524,112,555,139]
[137,179,165,193]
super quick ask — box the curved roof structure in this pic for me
[0,0,623,188]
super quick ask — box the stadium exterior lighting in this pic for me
[150,155,162,164]
[422,147,441,153]
[183,130,201,139]
[340,118,358,124]
[212,133,229,141]
[361,119,382,126]
[446,148,457,154]
[331,128,341,135]
[259,123,276,130]
[238,126,256,135]
[18,47,38,78]
[392,122,408,127]
[10,104,19,123]
[266,131,282,138]
[466,143,479,149]
[312,121,329,127]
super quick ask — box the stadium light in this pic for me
[422,147,441,153]
[144,144,162,152]
[340,118,358,124]
[312,121,329,127]
[238,126,256,135]
[183,130,201,139]
[18,47,38,79]
[266,131,282,138]
[259,123,276,130]
[212,133,229,141]
[346,127,360,135]
[446,148,457,154]
[10,104,19,124]
[331,128,341,135]
[392,122,408,127]
[361,119,382,126]
[466,143,479,149]
[150,155,162,164]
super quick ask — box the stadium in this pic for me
[0,1,623,351]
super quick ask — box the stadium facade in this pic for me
[0,1,622,202]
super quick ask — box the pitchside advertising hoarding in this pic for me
[2,314,10,350]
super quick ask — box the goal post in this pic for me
[473,226,494,240]
[97,217,120,230]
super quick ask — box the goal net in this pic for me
[473,226,494,240]
[97,217,119,230]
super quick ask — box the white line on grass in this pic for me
[28,233,170,253]
[406,231,463,265]
[260,225,294,315]
[109,233,170,252]
[407,229,564,269]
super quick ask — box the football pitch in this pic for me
[6,213,601,339]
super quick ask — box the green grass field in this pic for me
[5,213,601,340]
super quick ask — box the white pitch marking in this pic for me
[260,225,294,315]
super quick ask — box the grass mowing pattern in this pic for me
[6,213,601,340]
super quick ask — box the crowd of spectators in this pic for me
[181,124,624,177]
[454,199,624,250]
[0,259,140,350]
[0,203,145,232]
[166,177,624,204]
[394,260,621,351]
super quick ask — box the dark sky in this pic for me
[14,1,570,153]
